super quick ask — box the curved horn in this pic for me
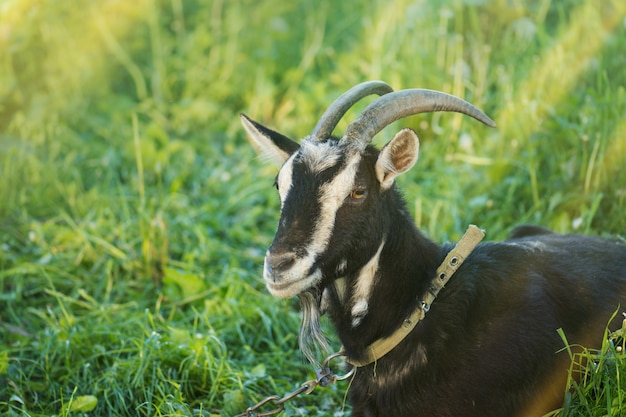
[312,80,394,141]
[343,89,496,146]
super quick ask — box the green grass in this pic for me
[548,315,626,417]
[0,0,625,416]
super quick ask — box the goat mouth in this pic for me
[264,266,323,298]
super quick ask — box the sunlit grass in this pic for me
[0,0,625,416]
[495,0,625,146]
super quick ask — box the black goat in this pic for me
[241,81,626,417]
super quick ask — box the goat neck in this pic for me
[321,181,446,362]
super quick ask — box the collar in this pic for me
[344,225,485,367]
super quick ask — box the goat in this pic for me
[240,81,626,417]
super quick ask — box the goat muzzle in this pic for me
[265,251,297,276]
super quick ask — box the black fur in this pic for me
[340,227,626,416]
[250,124,626,417]
[322,161,626,416]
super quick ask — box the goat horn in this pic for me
[343,89,496,146]
[312,80,394,141]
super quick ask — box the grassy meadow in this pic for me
[1,0,625,415]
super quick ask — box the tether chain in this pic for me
[235,352,355,417]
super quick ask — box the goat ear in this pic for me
[375,128,420,190]
[240,113,300,166]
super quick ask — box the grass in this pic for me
[0,0,625,415]
[548,315,626,416]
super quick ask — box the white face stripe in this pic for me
[351,240,385,327]
[264,147,362,298]
[308,152,361,255]
[277,153,296,206]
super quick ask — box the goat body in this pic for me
[241,82,626,417]
[333,222,626,416]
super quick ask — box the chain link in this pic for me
[235,352,355,417]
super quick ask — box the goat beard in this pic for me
[298,287,330,365]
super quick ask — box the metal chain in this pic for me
[235,352,355,417]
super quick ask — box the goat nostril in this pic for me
[268,252,296,272]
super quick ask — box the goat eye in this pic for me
[350,189,367,200]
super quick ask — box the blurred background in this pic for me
[1,0,625,415]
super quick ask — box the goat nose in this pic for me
[267,251,296,273]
